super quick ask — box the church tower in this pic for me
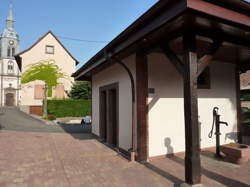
[0,1,21,107]
[0,2,20,58]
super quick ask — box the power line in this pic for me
[56,35,109,44]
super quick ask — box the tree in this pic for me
[67,81,91,100]
[21,59,67,116]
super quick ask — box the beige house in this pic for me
[73,0,250,186]
[15,31,78,115]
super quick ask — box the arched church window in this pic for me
[12,48,15,56]
[7,47,11,57]
[7,61,14,74]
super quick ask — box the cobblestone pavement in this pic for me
[1,108,250,187]
[1,130,250,187]
[0,131,172,187]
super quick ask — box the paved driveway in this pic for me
[0,107,250,187]
[0,107,91,133]
[0,131,172,187]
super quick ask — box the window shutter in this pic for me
[34,85,45,99]
[55,85,65,99]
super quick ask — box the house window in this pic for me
[45,45,54,54]
[7,47,11,57]
[198,67,211,89]
[34,85,45,99]
[12,48,15,56]
[7,61,14,74]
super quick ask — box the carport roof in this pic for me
[73,0,250,80]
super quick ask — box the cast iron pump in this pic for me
[208,107,228,157]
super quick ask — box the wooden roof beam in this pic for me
[197,40,223,76]
[160,42,184,76]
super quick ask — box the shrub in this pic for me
[241,93,250,101]
[47,114,56,121]
[47,99,91,118]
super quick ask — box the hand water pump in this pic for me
[208,107,228,157]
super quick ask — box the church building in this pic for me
[0,3,20,107]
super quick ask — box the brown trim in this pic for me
[136,52,149,162]
[15,30,79,65]
[235,68,242,143]
[187,0,250,27]
[204,0,250,16]
[99,83,119,147]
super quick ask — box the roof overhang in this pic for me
[73,0,250,80]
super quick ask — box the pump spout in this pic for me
[219,121,228,126]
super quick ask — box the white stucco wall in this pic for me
[91,51,238,158]
[19,33,76,107]
[148,52,237,157]
[92,55,135,151]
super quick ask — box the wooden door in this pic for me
[100,91,107,141]
[5,93,14,106]
[107,89,118,146]
[30,106,43,116]
[99,83,119,147]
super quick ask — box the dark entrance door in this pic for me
[5,93,15,106]
[100,91,107,141]
[107,89,118,146]
[99,83,118,147]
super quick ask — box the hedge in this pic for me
[48,99,91,118]
[241,93,250,101]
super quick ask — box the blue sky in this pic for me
[0,0,158,68]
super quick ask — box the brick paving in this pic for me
[0,130,250,187]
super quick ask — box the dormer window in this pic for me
[45,45,54,54]
[7,61,14,74]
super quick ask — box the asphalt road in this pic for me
[0,107,91,134]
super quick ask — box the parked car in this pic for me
[81,116,92,125]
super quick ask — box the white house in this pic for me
[15,31,79,115]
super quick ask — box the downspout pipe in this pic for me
[109,56,136,162]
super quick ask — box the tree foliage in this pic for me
[67,81,91,100]
[21,59,67,97]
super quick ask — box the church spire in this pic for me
[6,0,14,30]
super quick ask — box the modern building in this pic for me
[15,31,79,115]
[73,0,250,186]
[0,3,20,107]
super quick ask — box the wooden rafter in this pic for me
[160,43,184,76]
[197,40,223,76]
